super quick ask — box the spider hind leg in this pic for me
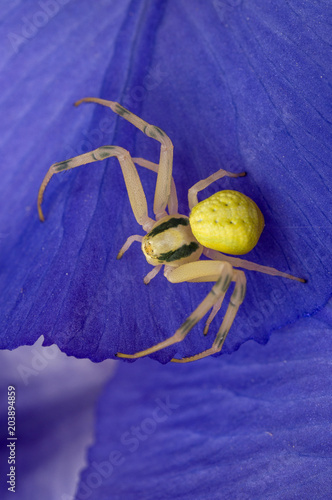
[171,269,246,363]
[116,261,245,362]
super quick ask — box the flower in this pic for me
[0,1,331,498]
[0,0,330,363]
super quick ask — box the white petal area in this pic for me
[0,336,116,500]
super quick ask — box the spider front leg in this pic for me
[133,157,178,215]
[39,98,174,225]
[116,260,245,362]
[38,146,154,231]
[75,98,174,220]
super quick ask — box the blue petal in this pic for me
[76,302,332,499]
[0,1,331,362]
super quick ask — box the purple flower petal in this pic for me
[0,337,114,499]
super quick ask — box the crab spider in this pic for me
[38,97,305,363]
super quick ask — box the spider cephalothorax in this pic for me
[38,98,305,362]
[142,215,203,267]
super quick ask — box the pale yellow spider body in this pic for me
[38,98,305,363]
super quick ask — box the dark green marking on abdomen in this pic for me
[158,242,199,263]
[148,217,189,238]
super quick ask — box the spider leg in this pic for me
[116,157,178,261]
[133,157,178,215]
[117,235,143,260]
[116,261,235,360]
[117,233,161,287]
[38,146,154,232]
[203,248,306,283]
[171,269,246,362]
[143,264,163,284]
[203,294,224,335]
[75,98,174,220]
[188,168,246,211]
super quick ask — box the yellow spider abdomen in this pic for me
[189,190,265,255]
